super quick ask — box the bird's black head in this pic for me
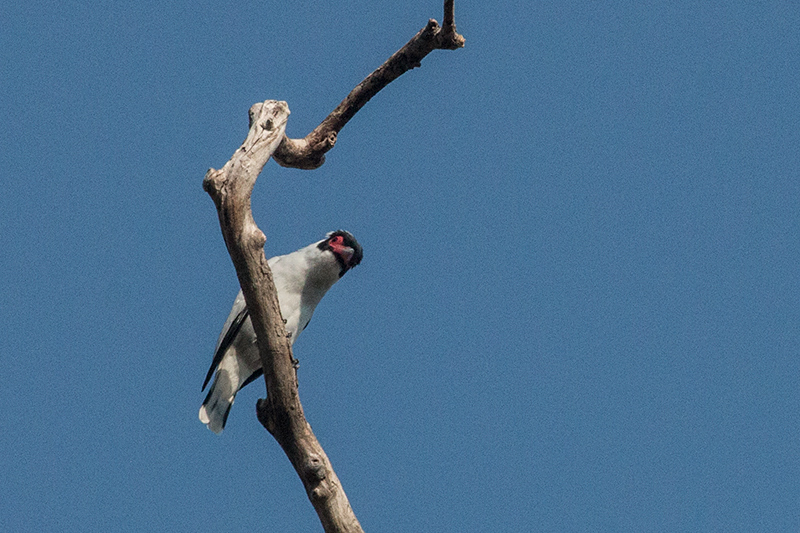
[318,230,363,277]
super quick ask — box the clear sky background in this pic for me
[2,1,799,531]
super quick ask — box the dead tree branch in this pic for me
[202,2,463,532]
[203,101,363,532]
[273,0,465,169]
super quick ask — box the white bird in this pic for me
[199,230,363,434]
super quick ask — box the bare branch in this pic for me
[204,100,363,533]
[273,1,465,169]
[202,3,465,531]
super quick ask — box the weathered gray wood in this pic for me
[202,2,464,531]
[203,101,363,533]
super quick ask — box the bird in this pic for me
[199,230,363,434]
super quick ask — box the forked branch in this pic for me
[203,2,463,532]
[204,101,363,533]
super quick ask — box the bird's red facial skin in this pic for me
[328,236,354,267]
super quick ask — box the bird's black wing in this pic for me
[201,306,250,391]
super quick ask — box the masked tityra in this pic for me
[199,230,363,434]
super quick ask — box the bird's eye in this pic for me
[330,236,343,245]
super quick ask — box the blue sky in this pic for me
[2,1,799,531]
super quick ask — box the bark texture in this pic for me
[204,101,363,532]
[202,2,463,532]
